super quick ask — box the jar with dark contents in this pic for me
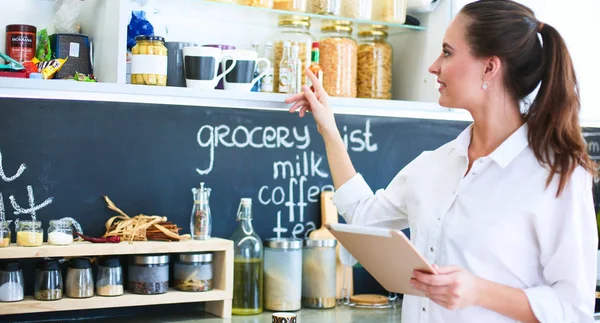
[5,25,37,63]
[128,255,169,295]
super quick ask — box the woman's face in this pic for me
[429,14,487,111]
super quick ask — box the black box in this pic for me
[49,33,93,79]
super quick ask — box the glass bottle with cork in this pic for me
[307,42,323,89]
[190,182,212,240]
[230,198,263,315]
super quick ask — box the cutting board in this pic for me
[309,191,353,299]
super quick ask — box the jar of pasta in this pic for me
[236,0,273,8]
[341,0,373,20]
[274,0,307,11]
[272,15,315,93]
[357,26,393,99]
[320,21,357,98]
[307,0,341,15]
[372,0,407,23]
[131,35,168,86]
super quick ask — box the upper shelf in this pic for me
[195,0,426,32]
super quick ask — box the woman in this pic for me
[285,0,597,322]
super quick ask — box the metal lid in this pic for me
[321,22,353,33]
[240,198,252,205]
[131,254,170,265]
[135,35,165,42]
[265,238,303,249]
[278,15,311,27]
[0,261,20,272]
[179,253,213,263]
[69,257,92,269]
[304,238,337,248]
[358,29,389,38]
[6,24,36,34]
[98,256,121,268]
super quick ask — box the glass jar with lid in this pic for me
[131,35,168,86]
[272,15,315,93]
[96,256,124,296]
[48,219,74,246]
[307,0,340,15]
[34,259,63,301]
[357,25,393,100]
[274,0,307,12]
[264,238,302,311]
[302,238,337,308]
[0,261,24,302]
[341,0,373,19]
[372,0,407,23]
[66,258,94,298]
[320,21,358,98]
[16,220,43,247]
[236,0,273,8]
[0,221,11,248]
[174,253,213,292]
[128,254,169,295]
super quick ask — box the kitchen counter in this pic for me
[89,305,403,323]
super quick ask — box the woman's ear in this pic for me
[482,56,502,82]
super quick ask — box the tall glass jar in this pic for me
[264,238,302,312]
[357,26,393,99]
[131,35,168,86]
[341,0,373,19]
[34,259,63,301]
[272,15,315,93]
[307,0,341,15]
[302,239,337,308]
[230,198,263,315]
[236,0,273,8]
[48,219,74,246]
[16,220,43,247]
[0,221,11,248]
[320,21,358,98]
[372,0,407,23]
[0,261,24,302]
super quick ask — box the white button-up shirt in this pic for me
[333,124,598,323]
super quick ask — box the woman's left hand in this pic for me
[410,264,484,310]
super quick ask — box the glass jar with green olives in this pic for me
[131,35,168,86]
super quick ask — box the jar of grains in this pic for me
[341,0,373,20]
[272,15,315,93]
[357,25,393,99]
[372,0,407,23]
[307,0,341,15]
[320,21,358,98]
[16,220,43,247]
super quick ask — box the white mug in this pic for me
[183,46,237,90]
[221,49,271,92]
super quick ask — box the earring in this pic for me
[482,80,488,90]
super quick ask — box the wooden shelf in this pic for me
[0,238,233,259]
[0,289,228,315]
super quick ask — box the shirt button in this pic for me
[437,217,441,221]
[430,247,435,252]
[472,172,476,176]
[422,307,426,312]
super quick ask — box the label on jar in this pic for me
[261,67,274,92]
[131,55,168,75]
[279,67,291,93]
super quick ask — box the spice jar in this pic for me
[341,0,373,19]
[131,35,168,86]
[174,253,213,292]
[16,220,43,247]
[48,219,74,246]
[272,15,315,93]
[66,258,94,298]
[302,239,337,308]
[96,257,124,296]
[357,26,393,100]
[0,221,11,248]
[264,238,302,311]
[236,0,273,8]
[5,25,37,63]
[274,0,307,11]
[320,21,358,98]
[34,259,63,301]
[0,261,24,302]
[128,255,169,295]
[307,0,341,15]
[372,0,407,23]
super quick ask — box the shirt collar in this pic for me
[452,123,529,169]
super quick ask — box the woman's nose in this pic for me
[428,57,441,75]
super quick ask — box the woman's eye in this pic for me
[443,50,450,57]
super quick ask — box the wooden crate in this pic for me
[0,239,234,318]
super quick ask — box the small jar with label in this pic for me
[34,259,63,301]
[302,239,337,308]
[48,219,74,246]
[128,255,169,295]
[264,238,303,311]
[0,221,11,248]
[66,258,94,298]
[96,257,124,296]
[174,253,213,292]
[0,261,24,302]
[16,220,43,247]
[131,35,168,86]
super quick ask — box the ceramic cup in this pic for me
[272,312,297,323]
[183,46,237,90]
[221,49,270,92]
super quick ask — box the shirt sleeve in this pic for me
[524,167,598,323]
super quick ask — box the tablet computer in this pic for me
[325,223,437,297]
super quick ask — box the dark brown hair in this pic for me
[460,0,595,196]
